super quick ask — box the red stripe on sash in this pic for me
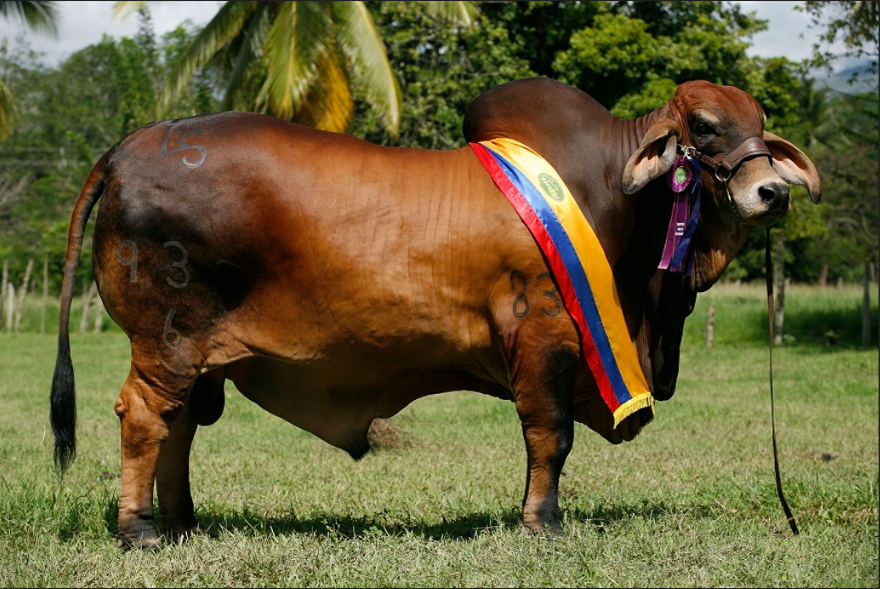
[471,142,620,412]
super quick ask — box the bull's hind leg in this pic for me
[513,347,578,535]
[156,369,226,541]
[115,353,198,550]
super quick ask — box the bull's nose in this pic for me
[758,182,790,211]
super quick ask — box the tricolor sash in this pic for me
[470,138,654,428]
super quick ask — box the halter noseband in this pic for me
[678,136,773,226]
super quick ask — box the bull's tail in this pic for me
[50,153,109,474]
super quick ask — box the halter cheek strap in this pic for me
[695,136,773,181]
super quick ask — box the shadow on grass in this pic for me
[566,501,720,532]
[785,307,878,348]
[92,498,724,544]
[718,306,877,349]
[190,508,523,541]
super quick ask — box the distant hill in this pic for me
[812,60,879,95]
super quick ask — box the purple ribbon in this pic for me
[659,156,702,274]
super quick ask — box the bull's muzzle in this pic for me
[758,181,791,215]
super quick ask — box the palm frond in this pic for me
[159,1,260,113]
[220,2,272,111]
[0,79,16,142]
[0,0,60,37]
[257,1,331,119]
[292,45,355,133]
[330,1,401,134]
[421,1,479,28]
[111,1,147,21]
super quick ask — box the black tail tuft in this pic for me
[50,334,77,474]
[49,151,107,476]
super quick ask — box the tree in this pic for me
[115,0,477,135]
[476,1,601,77]
[0,1,60,140]
[349,1,533,149]
[551,1,771,113]
[799,0,879,80]
[800,0,879,346]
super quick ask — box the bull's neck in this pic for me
[603,106,682,272]
[605,107,668,194]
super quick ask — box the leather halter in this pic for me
[678,137,773,226]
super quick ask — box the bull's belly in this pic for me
[224,354,508,457]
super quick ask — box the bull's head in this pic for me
[621,80,821,291]
[619,80,821,402]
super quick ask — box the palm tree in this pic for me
[0,1,60,140]
[115,1,477,135]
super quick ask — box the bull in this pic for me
[50,77,820,549]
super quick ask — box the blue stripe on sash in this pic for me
[487,148,633,405]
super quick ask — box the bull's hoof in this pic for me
[161,521,202,544]
[117,529,163,551]
[521,519,564,537]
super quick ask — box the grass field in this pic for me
[0,283,877,587]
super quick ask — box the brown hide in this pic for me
[50,78,820,549]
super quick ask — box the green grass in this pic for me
[0,284,877,587]
[685,281,878,348]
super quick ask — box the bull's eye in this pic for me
[694,122,716,138]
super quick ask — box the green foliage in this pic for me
[800,0,879,78]
[742,57,804,132]
[154,1,479,135]
[554,10,660,108]
[477,0,602,77]
[349,1,534,148]
[0,1,61,140]
[609,78,678,119]
[553,1,770,112]
[0,1,59,37]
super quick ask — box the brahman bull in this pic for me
[50,77,820,549]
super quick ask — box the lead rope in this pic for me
[766,227,799,535]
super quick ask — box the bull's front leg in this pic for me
[512,347,578,535]
[492,264,580,534]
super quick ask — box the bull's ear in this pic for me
[622,118,679,195]
[764,131,822,203]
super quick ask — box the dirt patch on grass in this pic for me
[367,418,411,451]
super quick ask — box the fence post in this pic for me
[13,259,34,332]
[705,303,715,348]
[5,283,15,331]
[0,261,7,331]
[40,255,49,335]
[863,261,872,347]
[93,292,105,333]
[79,281,97,333]
[773,239,785,345]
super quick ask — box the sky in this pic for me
[0,1,841,68]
